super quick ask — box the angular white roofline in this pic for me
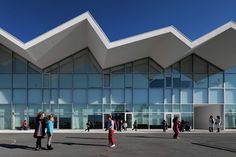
[0,11,236,69]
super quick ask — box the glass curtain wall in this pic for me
[1,43,236,129]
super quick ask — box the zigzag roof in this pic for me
[1,11,236,69]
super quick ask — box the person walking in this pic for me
[34,112,46,151]
[215,116,221,132]
[209,115,214,132]
[161,120,168,132]
[47,114,54,150]
[107,115,115,148]
[173,117,180,139]
[85,121,92,132]
[132,120,138,131]
[22,120,27,130]
[123,121,128,131]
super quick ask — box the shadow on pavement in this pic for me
[192,142,236,153]
[127,135,173,139]
[0,144,35,151]
[66,137,107,140]
[53,142,107,147]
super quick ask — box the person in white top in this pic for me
[209,115,214,132]
[107,115,115,147]
[215,116,221,132]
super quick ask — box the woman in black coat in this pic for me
[34,112,46,150]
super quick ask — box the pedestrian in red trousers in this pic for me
[173,117,180,139]
[107,115,115,147]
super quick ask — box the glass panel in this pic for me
[111,104,125,112]
[126,104,133,112]
[133,113,149,129]
[51,74,58,88]
[43,74,49,88]
[13,55,27,73]
[125,74,132,87]
[0,74,11,88]
[111,74,124,88]
[133,89,148,104]
[225,74,236,88]
[149,113,164,129]
[181,74,192,88]
[133,59,148,73]
[209,73,223,88]
[165,104,172,112]
[173,74,180,87]
[28,104,42,115]
[88,89,102,104]
[209,89,223,104]
[164,89,172,103]
[14,104,27,127]
[181,56,192,73]
[87,104,102,113]
[74,50,101,73]
[181,113,193,128]
[225,113,236,129]
[181,88,193,103]
[60,74,72,88]
[0,89,11,104]
[73,74,87,88]
[43,89,50,104]
[88,74,102,87]
[0,45,12,73]
[103,104,111,112]
[43,104,50,113]
[133,74,148,88]
[28,89,42,104]
[149,88,163,104]
[125,63,132,73]
[59,89,72,104]
[150,105,164,112]
[225,89,236,104]
[13,89,27,104]
[102,89,110,104]
[111,89,124,104]
[13,74,27,88]
[104,74,110,87]
[28,74,42,88]
[209,64,221,74]
[60,57,73,73]
[50,89,58,104]
[194,89,208,104]
[173,104,180,112]
[73,89,87,104]
[134,104,149,112]
[173,62,180,73]
[181,104,193,112]
[125,88,132,104]
[172,88,180,103]
[0,104,11,129]
[149,73,164,88]
[225,105,236,112]
[193,74,208,88]
[193,56,207,73]
[165,74,172,87]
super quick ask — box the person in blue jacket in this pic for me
[47,114,54,150]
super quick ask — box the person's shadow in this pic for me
[53,141,107,147]
[0,144,36,151]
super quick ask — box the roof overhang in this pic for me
[0,11,236,70]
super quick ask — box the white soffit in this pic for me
[0,11,236,69]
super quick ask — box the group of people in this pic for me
[209,115,221,132]
[113,119,128,131]
[33,112,55,151]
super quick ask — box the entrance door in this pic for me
[125,113,133,128]
[165,113,181,129]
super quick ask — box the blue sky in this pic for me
[0,0,236,42]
